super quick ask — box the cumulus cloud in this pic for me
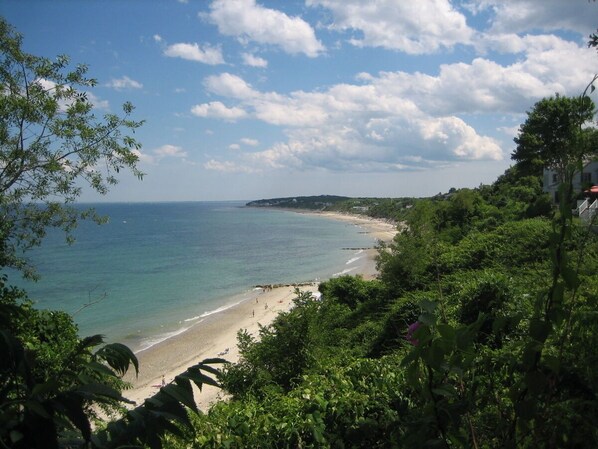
[164,42,225,65]
[469,0,598,35]
[306,0,473,54]
[132,149,155,164]
[240,138,259,146]
[369,35,595,116]
[191,101,248,120]
[198,70,505,173]
[86,92,110,111]
[203,73,258,99]
[206,0,324,57]
[196,6,596,175]
[154,144,188,159]
[229,143,241,150]
[241,52,268,67]
[132,145,187,165]
[106,76,143,90]
[153,34,162,43]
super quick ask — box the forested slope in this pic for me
[166,163,598,448]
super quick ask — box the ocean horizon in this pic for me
[8,201,376,352]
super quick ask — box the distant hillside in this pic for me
[246,195,350,210]
[246,195,417,221]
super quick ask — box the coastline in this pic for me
[122,211,397,411]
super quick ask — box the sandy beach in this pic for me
[122,211,397,411]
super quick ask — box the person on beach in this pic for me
[161,375,166,387]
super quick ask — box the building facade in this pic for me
[543,160,598,203]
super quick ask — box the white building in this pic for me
[543,160,598,203]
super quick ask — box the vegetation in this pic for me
[176,80,598,448]
[187,160,598,448]
[0,19,222,449]
[511,94,597,178]
[247,195,416,222]
[246,195,351,210]
[0,18,146,279]
[2,14,598,449]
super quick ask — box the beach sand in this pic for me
[122,212,397,411]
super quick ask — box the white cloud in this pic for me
[471,0,598,35]
[87,92,110,111]
[132,149,155,164]
[240,138,259,146]
[241,52,268,67]
[203,73,258,99]
[164,42,225,65]
[229,143,241,150]
[307,0,473,54]
[206,0,325,57]
[153,34,162,43]
[373,36,596,116]
[199,70,505,172]
[154,144,188,159]
[191,101,248,120]
[196,11,596,175]
[106,76,143,90]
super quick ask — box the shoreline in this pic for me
[122,211,397,411]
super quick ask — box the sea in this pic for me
[8,202,376,353]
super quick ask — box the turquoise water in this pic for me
[9,202,375,352]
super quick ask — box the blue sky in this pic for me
[2,0,597,201]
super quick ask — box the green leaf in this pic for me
[560,264,578,289]
[185,367,220,389]
[58,395,92,442]
[9,431,24,444]
[24,400,51,419]
[75,382,133,403]
[162,383,198,413]
[31,379,60,397]
[419,312,436,326]
[529,318,551,343]
[437,323,455,342]
[420,298,437,313]
[95,342,139,376]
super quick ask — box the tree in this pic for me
[0,18,143,277]
[0,20,226,449]
[511,94,596,178]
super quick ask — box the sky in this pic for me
[2,0,598,202]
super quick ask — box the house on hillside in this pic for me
[543,160,598,203]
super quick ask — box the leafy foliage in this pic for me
[511,94,597,178]
[0,283,139,449]
[3,15,598,449]
[0,19,228,449]
[0,18,144,277]
[176,150,598,448]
